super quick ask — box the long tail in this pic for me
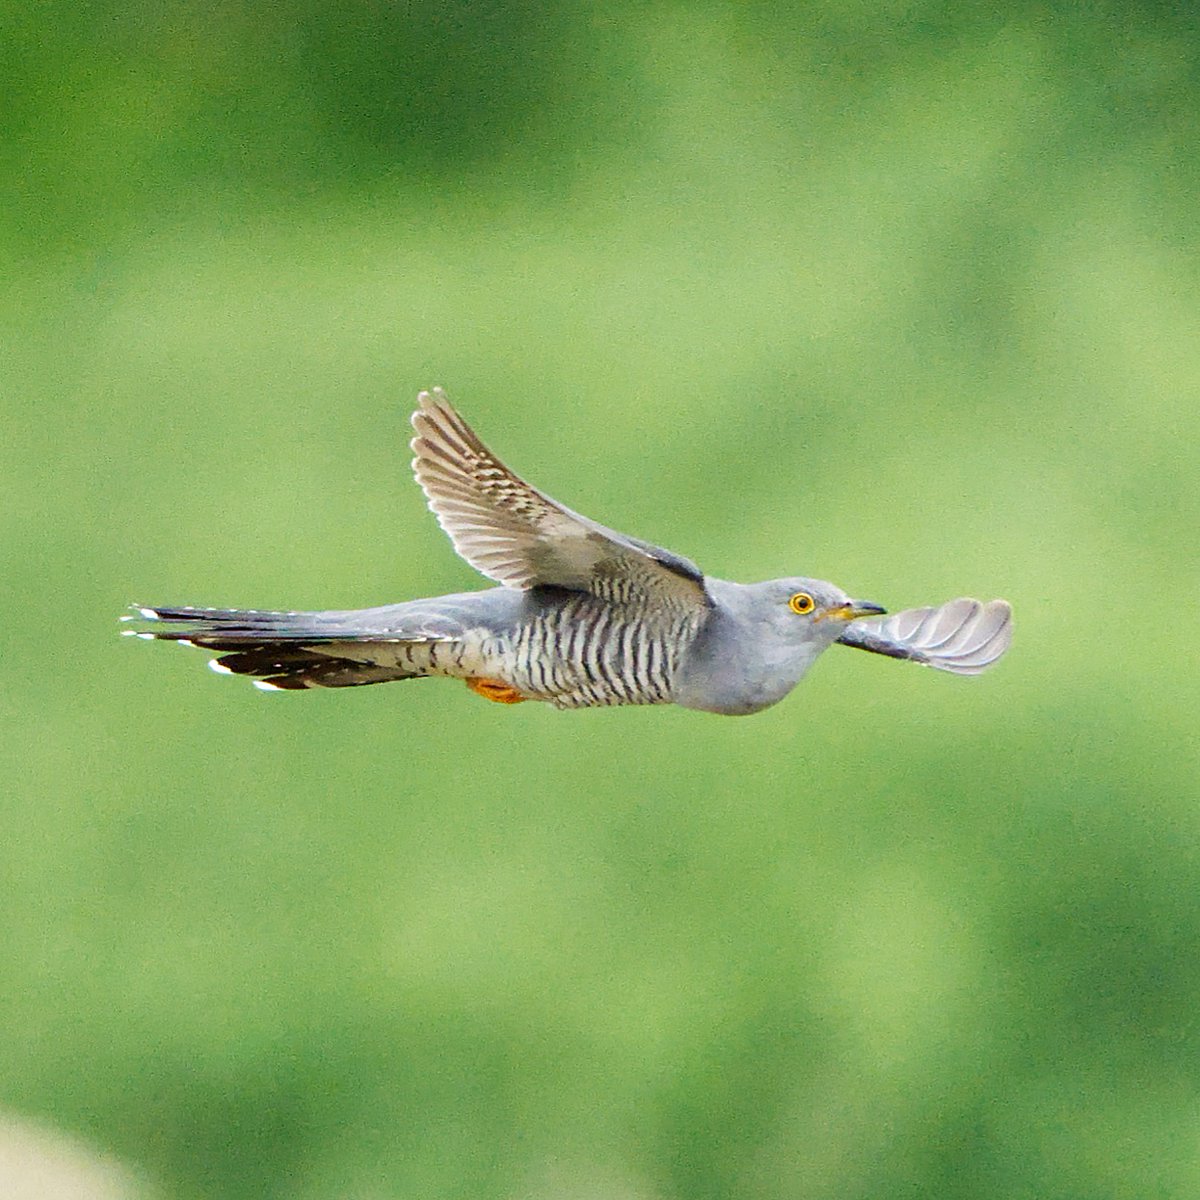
[123,604,452,690]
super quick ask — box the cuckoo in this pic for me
[125,389,1012,714]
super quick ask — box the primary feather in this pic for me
[836,598,1012,674]
[410,388,709,613]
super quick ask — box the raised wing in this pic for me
[837,598,1012,675]
[410,388,710,612]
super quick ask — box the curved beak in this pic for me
[819,599,887,622]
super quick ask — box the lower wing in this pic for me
[836,598,1011,675]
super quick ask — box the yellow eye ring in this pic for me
[788,592,816,615]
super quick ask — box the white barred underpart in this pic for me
[455,593,704,709]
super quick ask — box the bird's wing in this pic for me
[410,388,710,611]
[836,598,1012,675]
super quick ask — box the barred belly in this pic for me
[478,594,701,709]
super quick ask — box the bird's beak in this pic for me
[819,600,887,622]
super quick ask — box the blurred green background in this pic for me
[4,3,1199,1197]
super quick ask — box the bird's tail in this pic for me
[122,604,453,690]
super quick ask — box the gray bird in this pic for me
[126,388,1012,714]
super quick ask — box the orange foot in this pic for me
[465,677,527,704]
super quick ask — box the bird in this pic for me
[124,388,1012,714]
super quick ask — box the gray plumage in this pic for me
[125,388,1012,714]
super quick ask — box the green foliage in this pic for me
[3,3,1198,1197]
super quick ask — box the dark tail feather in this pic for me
[123,604,446,691]
[207,646,422,690]
[122,604,346,641]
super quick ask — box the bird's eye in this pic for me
[788,592,816,615]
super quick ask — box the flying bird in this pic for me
[125,389,1011,714]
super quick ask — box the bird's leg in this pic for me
[465,677,527,704]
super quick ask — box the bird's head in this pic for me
[751,577,887,647]
[677,575,890,714]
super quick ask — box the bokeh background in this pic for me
[4,3,1199,1198]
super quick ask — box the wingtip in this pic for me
[844,595,1013,676]
[415,385,448,409]
[934,597,1013,674]
[412,387,452,436]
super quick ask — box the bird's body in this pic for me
[171,586,703,708]
[127,390,1012,713]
